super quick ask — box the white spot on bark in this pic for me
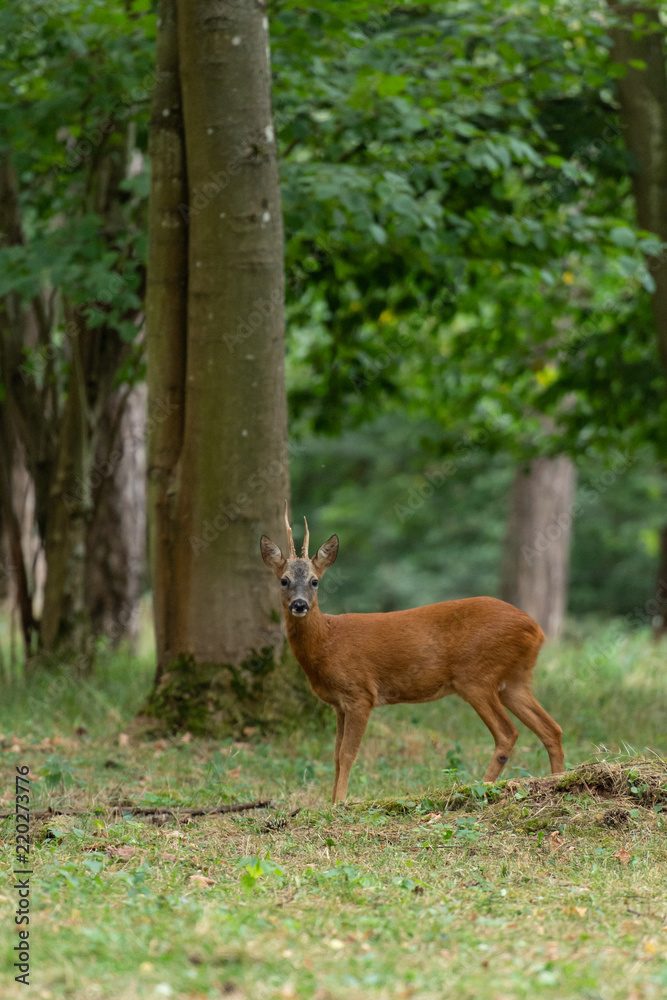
[196,261,202,267]
[245,356,255,361]
[262,17,268,29]
[498,681,506,691]
[264,125,274,142]
[162,108,170,117]
[241,429,248,437]
[207,127,213,135]
[219,212,226,218]
[262,211,271,223]
[231,36,241,46]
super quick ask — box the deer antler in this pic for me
[284,500,297,558]
[302,516,310,559]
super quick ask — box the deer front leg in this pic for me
[333,704,371,803]
[332,707,345,803]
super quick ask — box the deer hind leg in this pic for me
[499,683,564,775]
[461,689,519,782]
[332,708,345,804]
[333,704,371,803]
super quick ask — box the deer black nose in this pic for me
[289,599,309,617]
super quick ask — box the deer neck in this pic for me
[284,600,330,674]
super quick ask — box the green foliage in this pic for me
[272,0,667,455]
[0,0,154,392]
[291,413,666,617]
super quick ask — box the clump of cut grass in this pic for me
[357,755,667,818]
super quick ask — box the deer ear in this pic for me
[312,534,339,576]
[260,535,286,576]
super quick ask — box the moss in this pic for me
[135,641,327,739]
[356,781,508,816]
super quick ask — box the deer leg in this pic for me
[499,684,564,774]
[332,708,345,804]
[461,689,519,782]
[333,704,371,803]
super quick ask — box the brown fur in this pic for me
[261,532,564,802]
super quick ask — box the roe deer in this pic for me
[260,504,564,802]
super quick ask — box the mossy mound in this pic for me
[504,756,667,808]
[356,756,667,819]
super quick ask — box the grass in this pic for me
[0,624,665,999]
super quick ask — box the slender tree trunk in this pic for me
[141,0,311,736]
[609,3,667,638]
[144,0,188,672]
[85,384,147,648]
[499,456,576,640]
[651,524,667,640]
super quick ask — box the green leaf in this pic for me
[609,226,636,249]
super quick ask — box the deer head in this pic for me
[260,501,338,617]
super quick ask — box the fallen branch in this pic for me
[0,799,273,820]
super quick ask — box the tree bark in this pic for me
[142,0,309,735]
[85,384,147,648]
[499,456,577,640]
[609,3,667,638]
[144,0,188,671]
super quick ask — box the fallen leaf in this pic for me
[227,766,242,779]
[421,813,442,824]
[154,739,169,750]
[328,938,345,950]
[548,831,565,851]
[106,845,136,859]
[643,940,656,955]
[613,849,631,866]
[189,874,215,888]
[181,732,192,744]
[574,906,587,917]
[118,733,130,748]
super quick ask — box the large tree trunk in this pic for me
[499,456,576,640]
[85,384,147,648]
[142,0,310,736]
[609,3,667,639]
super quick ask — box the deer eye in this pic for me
[280,578,289,587]
[311,579,318,587]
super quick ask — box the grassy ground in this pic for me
[0,625,665,999]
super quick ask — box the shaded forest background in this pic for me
[1,0,667,678]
